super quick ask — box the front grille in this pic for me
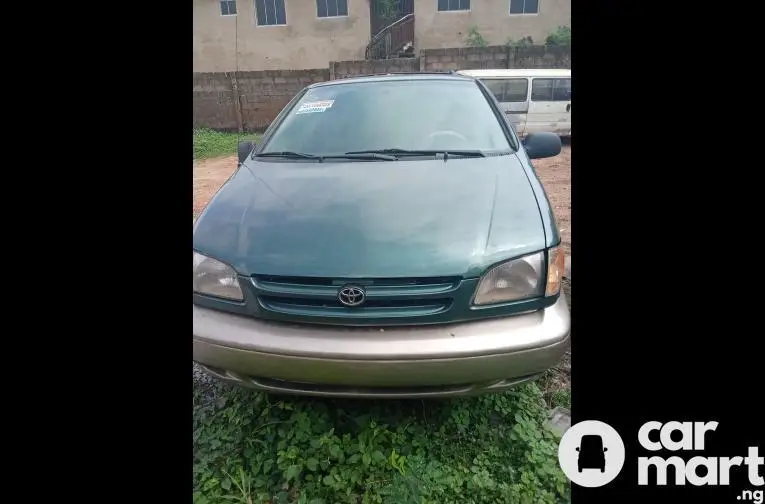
[251,275,461,320]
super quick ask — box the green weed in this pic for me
[193,380,570,504]
[194,128,261,160]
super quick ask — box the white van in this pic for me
[457,69,571,138]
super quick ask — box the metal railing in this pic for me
[364,13,415,60]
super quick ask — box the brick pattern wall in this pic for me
[193,73,239,131]
[330,58,420,79]
[193,69,329,132]
[193,45,570,131]
[420,45,571,71]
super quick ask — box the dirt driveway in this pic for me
[193,156,238,217]
[193,146,571,252]
[534,146,571,254]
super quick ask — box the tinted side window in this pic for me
[505,79,529,102]
[531,79,554,101]
[481,79,506,102]
[553,78,571,101]
[480,78,528,102]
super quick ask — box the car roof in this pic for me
[307,72,476,89]
[457,68,571,79]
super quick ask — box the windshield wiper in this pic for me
[326,153,397,161]
[255,151,323,161]
[254,151,397,162]
[346,148,486,158]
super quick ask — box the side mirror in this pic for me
[522,132,562,159]
[238,140,256,165]
[603,447,608,452]
[575,447,580,452]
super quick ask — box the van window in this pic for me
[480,78,528,102]
[531,78,571,102]
[553,78,572,101]
[482,79,507,102]
[506,79,529,102]
[531,79,554,101]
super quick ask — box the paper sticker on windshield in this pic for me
[296,100,334,115]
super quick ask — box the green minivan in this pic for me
[193,73,570,398]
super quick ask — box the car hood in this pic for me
[193,155,546,279]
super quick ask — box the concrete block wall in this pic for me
[193,45,570,131]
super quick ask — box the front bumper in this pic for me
[193,294,570,398]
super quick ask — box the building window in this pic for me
[509,0,539,14]
[438,0,470,12]
[317,0,348,17]
[220,0,237,16]
[255,0,287,26]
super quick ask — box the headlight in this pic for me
[193,251,243,301]
[473,246,565,305]
[545,245,565,297]
[473,251,545,305]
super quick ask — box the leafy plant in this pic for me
[545,26,571,46]
[549,387,571,409]
[465,26,488,48]
[193,378,571,503]
[506,36,534,47]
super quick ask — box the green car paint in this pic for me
[193,75,562,327]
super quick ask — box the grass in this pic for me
[194,128,262,160]
[193,379,571,504]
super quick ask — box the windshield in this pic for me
[261,79,513,156]
[581,436,603,450]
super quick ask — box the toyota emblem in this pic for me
[337,285,366,307]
